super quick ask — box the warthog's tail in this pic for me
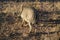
[28,22,32,33]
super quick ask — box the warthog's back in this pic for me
[21,7,35,24]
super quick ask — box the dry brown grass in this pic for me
[0,1,60,40]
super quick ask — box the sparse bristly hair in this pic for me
[20,4,36,34]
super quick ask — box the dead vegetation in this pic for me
[0,1,60,40]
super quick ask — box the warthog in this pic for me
[20,5,36,36]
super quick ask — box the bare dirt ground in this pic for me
[0,1,60,40]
